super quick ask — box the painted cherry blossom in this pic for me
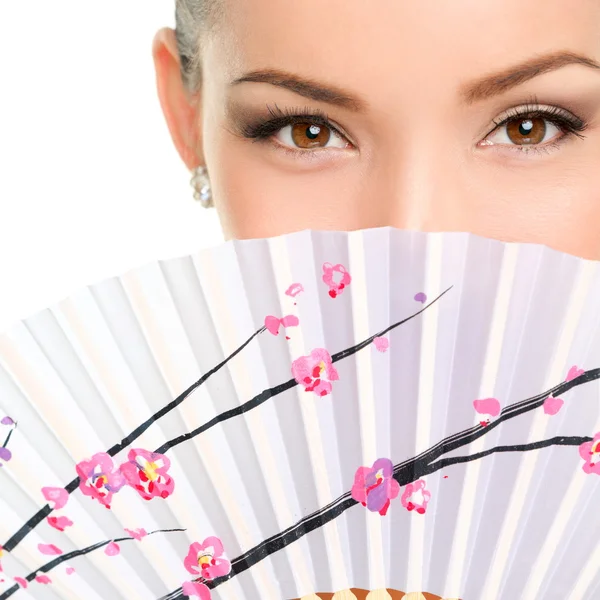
[42,486,69,510]
[182,580,212,599]
[285,283,304,298]
[414,292,427,304]
[47,516,73,532]
[14,577,28,588]
[473,397,501,426]
[291,348,339,397]
[543,396,564,416]
[38,544,62,556]
[566,365,585,382]
[183,537,232,580]
[401,479,431,514]
[351,458,400,516]
[105,541,120,556]
[120,448,174,500]
[579,432,600,475]
[66,567,75,575]
[0,416,14,426]
[75,452,126,509]
[35,575,51,584]
[322,263,351,298]
[124,528,148,541]
[373,336,389,352]
[264,314,299,336]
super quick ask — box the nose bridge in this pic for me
[359,62,468,231]
[373,133,463,232]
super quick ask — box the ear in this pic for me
[152,27,204,169]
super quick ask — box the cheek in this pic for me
[206,139,375,239]
[463,157,600,260]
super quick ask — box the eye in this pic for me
[232,104,354,156]
[273,122,350,150]
[479,103,588,154]
[484,116,562,147]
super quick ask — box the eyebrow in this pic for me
[230,68,368,112]
[229,51,600,112]
[460,50,600,104]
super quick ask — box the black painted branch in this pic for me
[1,287,450,560]
[0,326,266,553]
[0,528,186,600]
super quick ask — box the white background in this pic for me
[0,1,224,333]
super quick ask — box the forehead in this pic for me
[208,0,600,106]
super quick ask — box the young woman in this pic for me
[151,1,600,596]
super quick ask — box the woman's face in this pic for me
[154,0,600,259]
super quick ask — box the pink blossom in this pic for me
[566,365,585,382]
[76,453,125,508]
[285,283,304,298]
[473,398,501,426]
[47,516,73,532]
[182,580,212,599]
[543,396,564,416]
[579,432,600,475]
[183,537,231,580]
[120,448,174,500]
[35,575,51,584]
[105,541,120,556]
[351,458,400,516]
[264,314,299,336]
[401,479,431,514]
[124,528,148,541]
[38,544,62,556]
[373,337,389,352]
[322,263,351,298]
[291,348,339,397]
[41,486,69,510]
[66,567,75,575]
[14,577,28,588]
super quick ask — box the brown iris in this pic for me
[291,123,331,148]
[506,117,546,145]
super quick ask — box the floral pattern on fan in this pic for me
[322,262,351,298]
[75,452,126,508]
[182,537,232,599]
[351,458,401,515]
[292,347,340,396]
[579,432,600,475]
[120,448,175,500]
[75,448,174,509]
[2,262,600,600]
[401,480,432,514]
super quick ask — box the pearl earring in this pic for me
[190,165,213,208]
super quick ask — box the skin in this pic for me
[153,0,600,260]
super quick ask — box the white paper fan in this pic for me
[1,227,600,600]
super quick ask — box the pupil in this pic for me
[306,125,320,139]
[519,120,533,135]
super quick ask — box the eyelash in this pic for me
[237,103,349,158]
[486,101,588,155]
[238,100,588,158]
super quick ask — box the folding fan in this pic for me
[1,227,600,600]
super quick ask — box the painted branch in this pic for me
[0,327,266,553]
[0,528,186,600]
